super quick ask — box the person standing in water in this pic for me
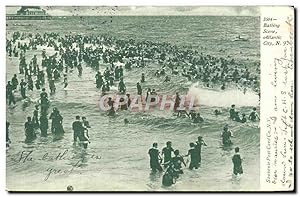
[20,79,27,99]
[232,147,243,176]
[229,104,236,120]
[49,78,56,94]
[77,63,83,77]
[195,136,207,165]
[24,117,36,143]
[161,141,174,167]
[32,105,40,130]
[81,116,91,147]
[49,108,64,135]
[136,82,142,96]
[148,143,163,173]
[170,150,186,176]
[40,113,48,137]
[63,74,68,88]
[186,142,199,170]
[141,73,145,83]
[40,88,49,114]
[11,74,19,90]
[82,117,91,129]
[222,125,232,146]
[145,88,151,102]
[40,88,48,99]
[72,116,84,143]
[174,92,181,112]
[7,81,16,106]
[79,125,90,149]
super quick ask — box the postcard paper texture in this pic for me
[260,6,294,191]
[5,6,294,192]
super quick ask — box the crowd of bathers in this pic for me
[6,31,259,149]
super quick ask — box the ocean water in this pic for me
[6,16,260,191]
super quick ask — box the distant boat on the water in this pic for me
[233,35,249,42]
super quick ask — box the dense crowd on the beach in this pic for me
[6,31,260,186]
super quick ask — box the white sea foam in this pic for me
[187,82,259,108]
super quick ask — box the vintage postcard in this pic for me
[5,6,295,192]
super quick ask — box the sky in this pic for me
[6,6,260,16]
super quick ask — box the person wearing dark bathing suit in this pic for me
[193,113,204,123]
[137,82,142,96]
[63,74,68,88]
[72,116,85,143]
[49,108,64,135]
[174,92,180,112]
[20,79,27,99]
[124,118,129,125]
[232,147,243,175]
[6,81,16,106]
[234,111,241,122]
[11,74,19,90]
[222,125,232,146]
[40,88,50,114]
[25,116,36,143]
[161,141,174,167]
[148,143,163,173]
[6,31,262,185]
[40,88,48,99]
[79,124,90,149]
[186,142,199,170]
[32,105,40,129]
[146,88,151,102]
[141,73,145,83]
[126,94,131,107]
[170,150,186,176]
[82,117,91,129]
[249,107,260,121]
[162,166,176,187]
[229,104,236,120]
[40,113,48,137]
[189,110,196,121]
[195,136,207,165]
[214,109,221,116]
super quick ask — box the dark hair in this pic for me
[235,147,240,153]
[76,116,80,120]
[231,104,235,108]
[82,116,86,120]
[253,107,257,111]
[190,142,195,147]
[153,143,158,147]
[166,141,172,146]
[174,150,179,155]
